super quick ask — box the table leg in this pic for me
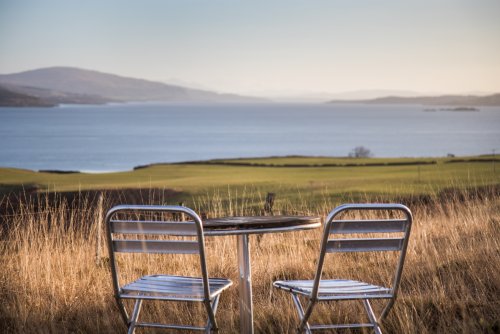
[237,234,254,334]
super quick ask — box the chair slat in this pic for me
[326,238,404,253]
[113,240,199,254]
[330,219,408,234]
[111,220,197,235]
[123,283,206,295]
[310,324,375,330]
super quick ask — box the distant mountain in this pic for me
[0,85,55,107]
[0,67,267,106]
[326,89,426,100]
[328,93,500,106]
[0,82,113,107]
[245,89,427,103]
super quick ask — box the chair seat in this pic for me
[273,279,392,300]
[121,274,233,301]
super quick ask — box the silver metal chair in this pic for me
[274,204,412,334]
[105,205,232,333]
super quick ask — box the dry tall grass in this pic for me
[0,189,499,333]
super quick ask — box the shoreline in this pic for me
[0,154,498,174]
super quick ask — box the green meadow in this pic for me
[1,156,498,204]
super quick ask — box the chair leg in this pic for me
[363,299,382,334]
[379,298,395,322]
[291,294,313,334]
[127,299,143,334]
[116,296,130,327]
[205,296,220,333]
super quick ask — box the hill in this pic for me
[0,85,56,107]
[0,67,267,106]
[0,83,113,107]
[328,93,500,106]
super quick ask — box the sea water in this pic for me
[0,103,499,171]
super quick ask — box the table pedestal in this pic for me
[237,234,254,334]
[204,215,321,333]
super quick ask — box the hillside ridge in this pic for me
[0,67,267,106]
[328,93,500,106]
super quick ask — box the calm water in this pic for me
[1,103,499,171]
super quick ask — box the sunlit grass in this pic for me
[0,186,499,333]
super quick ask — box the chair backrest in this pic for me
[105,205,211,300]
[311,204,412,300]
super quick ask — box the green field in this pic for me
[1,156,498,204]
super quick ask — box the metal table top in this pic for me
[203,215,322,236]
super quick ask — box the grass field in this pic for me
[0,156,498,204]
[0,156,499,333]
[0,187,498,333]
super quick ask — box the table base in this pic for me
[237,234,254,334]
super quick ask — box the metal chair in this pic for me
[105,205,232,333]
[274,204,412,334]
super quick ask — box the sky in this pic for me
[1,0,499,97]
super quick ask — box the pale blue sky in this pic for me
[1,0,499,95]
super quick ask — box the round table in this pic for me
[203,215,321,334]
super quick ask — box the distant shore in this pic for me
[1,154,498,174]
[424,106,479,112]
